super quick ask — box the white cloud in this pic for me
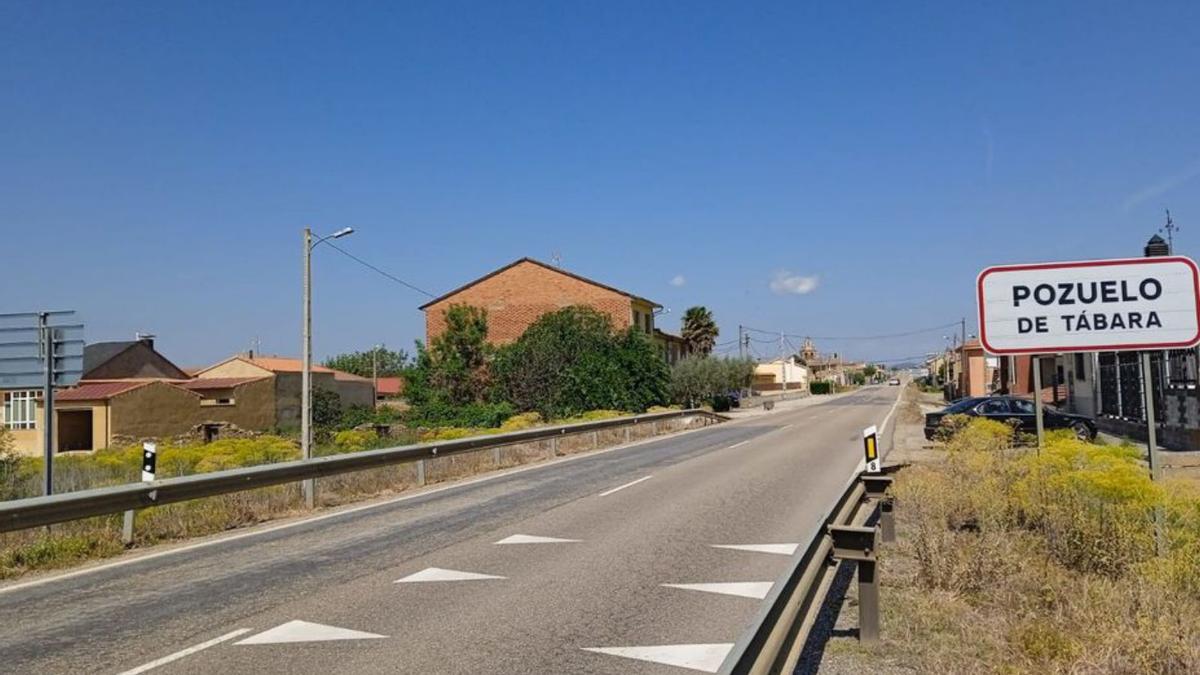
[1123,157,1200,211]
[769,271,819,295]
[669,274,686,287]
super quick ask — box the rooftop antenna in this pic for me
[1160,209,1179,254]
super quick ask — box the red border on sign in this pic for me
[976,256,1200,355]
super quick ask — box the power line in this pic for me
[324,240,437,298]
[742,321,960,341]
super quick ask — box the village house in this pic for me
[3,338,376,455]
[419,257,690,362]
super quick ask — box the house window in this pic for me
[1168,348,1198,388]
[3,390,38,430]
[644,313,652,333]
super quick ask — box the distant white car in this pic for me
[888,378,901,386]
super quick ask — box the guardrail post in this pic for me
[592,431,600,449]
[879,498,895,543]
[416,459,426,486]
[625,426,631,443]
[549,436,559,459]
[492,447,502,465]
[829,524,881,644]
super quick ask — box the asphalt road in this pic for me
[0,386,899,674]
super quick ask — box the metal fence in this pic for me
[718,471,893,674]
[0,408,721,533]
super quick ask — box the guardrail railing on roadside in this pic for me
[718,470,896,674]
[0,409,723,534]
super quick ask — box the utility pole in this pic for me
[301,227,314,509]
[372,344,380,410]
[780,331,787,393]
[738,325,745,359]
[300,225,355,510]
[39,312,54,496]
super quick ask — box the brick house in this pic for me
[420,258,680,353]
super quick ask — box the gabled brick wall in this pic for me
[424,260,637,344]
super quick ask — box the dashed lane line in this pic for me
[598,475,653,497]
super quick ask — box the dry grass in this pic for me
[0,414,708,580]
[862,419,1200,674]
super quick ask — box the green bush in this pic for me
[809,381,833,395]
[494,306,669,418]
[333,429,377,453]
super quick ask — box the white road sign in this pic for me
[977,256,1200,355]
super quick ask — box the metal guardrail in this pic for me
[718,470,895,674]
[0,408,722,533]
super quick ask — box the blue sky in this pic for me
[3,2,1198,366]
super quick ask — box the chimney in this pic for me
[135,332,156,350]
[1144,234,1170,257]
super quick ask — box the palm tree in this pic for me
[681,306,719,356]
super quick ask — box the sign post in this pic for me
[1031,355,1045,452]
[979,257,1200,554]
[863,425,880,474]
[0,311,83,497]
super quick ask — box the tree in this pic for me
[863,364,878,378]
[402,305,512,427]
[311,387,342,431]
[681,306,719,356]
[494,306,669,418]
[324,347,409,378]
[669,356,755,409]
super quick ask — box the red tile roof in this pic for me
[375,376,404,396]
[55,381,150,401]
[177,377,266,390]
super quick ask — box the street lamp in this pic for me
[302,226,354,509]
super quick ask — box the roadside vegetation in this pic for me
[0,303,748,579]
[851,417,1200,673]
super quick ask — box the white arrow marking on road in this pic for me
[662,582,774,599]
[711,543,799,556]
[394,567,506,583]
[582,643,733,673]
[494,534,581,545]
[235,620,385,645]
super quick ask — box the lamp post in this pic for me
[302,226,354,509]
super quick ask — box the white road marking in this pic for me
[235,620,385,645]
[582,643,733,673]
[394,567,505,583]
[598,475,652,497]
[662,582,774,599]
[779,424,794,430]
[727,440,749,449]
[0,418,717,597]
[711,543,799,556]
[494,534,580,545]
[116,628,251,675]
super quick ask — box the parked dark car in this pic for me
[923,396,1096,441]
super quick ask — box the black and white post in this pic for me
[122,442,157,546]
